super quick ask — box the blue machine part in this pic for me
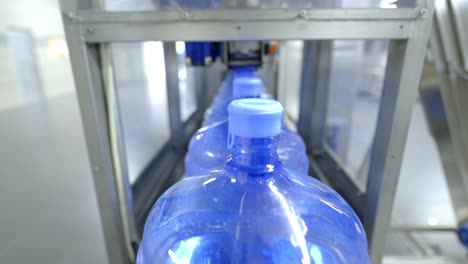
[185,42,223,66]
[185,42,212,66]
[458,223,468,248]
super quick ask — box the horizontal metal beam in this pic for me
[68,8,426,23]
[390,225,457,232]
[383,256,464,264]
[80,20,413,42]
[60,8,433,42]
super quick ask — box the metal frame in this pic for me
[60,1,434,264]
[100,42,138,260]
[65,8,423,42]
[429,0,468,240]
[449,0,468,72]
[297,5,434,264]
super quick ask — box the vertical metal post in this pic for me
[163,42,183,141]
[298,40,333,153]
[364,17,434,263]
[61,1,133,263]
[62,23,129,264]
[100,43,138,259]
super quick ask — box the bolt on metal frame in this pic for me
[60,1,434,263]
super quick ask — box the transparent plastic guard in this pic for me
[104,0,417,12]
[175,41,197,122]
[111,42,171,184]
[324,40,389,191]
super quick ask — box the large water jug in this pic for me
[137,98,371,264]
[204,76,262,126]
[202,67,256,126]
[185,78,309,176]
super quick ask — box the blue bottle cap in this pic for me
[233,77,263,99]
[228,98,283,140]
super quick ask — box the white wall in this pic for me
[0,0,75,111]
[0,0,65,36]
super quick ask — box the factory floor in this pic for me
[0,95,108,263]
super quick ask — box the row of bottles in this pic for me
[186,67,309,176]
[137,66,371,263]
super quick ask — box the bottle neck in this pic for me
[227,135,282,175]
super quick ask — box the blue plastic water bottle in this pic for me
[204,76,262,126]
[185,78,309,176]
[202,67,256,126]
[137,98,371,264]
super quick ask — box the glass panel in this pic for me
[175,41,197,122]
[111,42,171,184]
[324,40,388,190]
[104,0,416,12]
[277,40,303,123]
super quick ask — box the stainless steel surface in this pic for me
[62,23,130,262]
[101,43,137,261]
[291,10,433,263]
[433,0,466,76]
[62,1,132,261]
[65,9,423,42]
[365,13,434,260]
[450,0,468,71]
[290,5,434,263]
[74,7,425,21]
[62,35,205,264]
[277,37,464,263]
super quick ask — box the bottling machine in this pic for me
[59,0,468,263]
